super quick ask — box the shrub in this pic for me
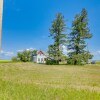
[46,59,59,65]
[67,58,74,65]
[12,50,37,62]
[12,57,18,62]
[67,58,85,65]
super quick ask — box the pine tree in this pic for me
[49,13,67,64]
[68,8,93,65]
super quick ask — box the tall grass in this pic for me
[0,63,100,100]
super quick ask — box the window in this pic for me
[38,58,40,62]
[41,58,44,62]
[44,58,46,61]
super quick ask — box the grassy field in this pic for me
[96,61,100,64]
[0,63,100,100]
[0,60,12,63]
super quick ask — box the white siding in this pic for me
[33,52,47,63]
[36,54,46,63]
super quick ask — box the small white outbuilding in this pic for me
[33,50,46,63]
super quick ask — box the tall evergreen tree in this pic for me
[68,8,93,65]
[49,13,67,64]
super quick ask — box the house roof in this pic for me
[37,50,45,55]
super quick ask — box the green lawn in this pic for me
[0,63,100,100]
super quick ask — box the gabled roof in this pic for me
[37,50,45,55]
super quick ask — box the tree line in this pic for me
[12,50,37,62]
[47,8,93,65]
[12,8,93,65]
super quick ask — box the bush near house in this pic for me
[46,55,67,65]
[12,50,37,62]
[46,59,59,65]
[12,57,19,62]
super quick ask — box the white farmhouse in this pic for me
[33,50,47,63]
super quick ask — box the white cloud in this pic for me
[17,48,36,52]
[97,51,100,54]
[91,50,100,60]
[61,45,70,55]
[17,50,23,52]
[91,50,100,56]
[0,50,14,57]
[26,48,34,51]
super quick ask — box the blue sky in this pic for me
[1,0,100,60]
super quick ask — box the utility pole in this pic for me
[0,0,3,53]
